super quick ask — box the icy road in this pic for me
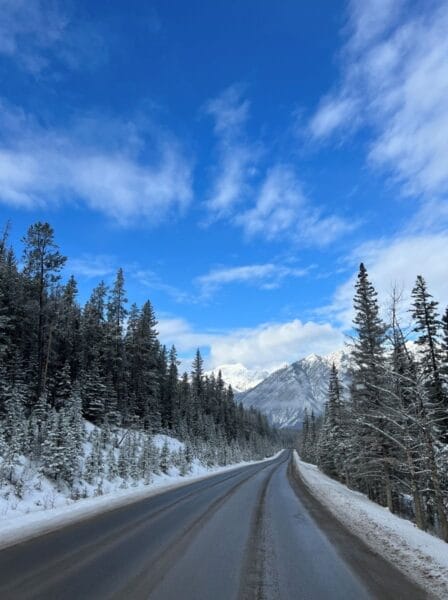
[0,451,426,599]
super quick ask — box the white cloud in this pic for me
[0,102,193,225]
[347,0,405,51]
[205,88,356,245]
[158,316,344,372]
[133,270,191,303]
[204,85,250,137]
[0,0,106,74]
[327,233,448,328]
[309,0,448,205]
[237,165,356,245]
[309,95,357,140]
[157,317,219,354]
[68,255,116,279]
[209,320,344,371]
[196,262,308,296]
[204,86,258,218]
[205,145,255,218]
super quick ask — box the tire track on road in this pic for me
[0,458,282,599]
[114,457,286,600]
[238,454,288,600]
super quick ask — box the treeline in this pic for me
[300,263,448,541]
[0,222,279,490]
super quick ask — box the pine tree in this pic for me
[318,363,344,478]
[442,306,448,383]
[191,349,204,400]
[299,408,310,461]
[21,222,66,399]
[159,440,170,474]
[350,263,392,507]
[40,409,64,482]
[81,281,108,373]
[81,359,106,423]
[52,361,72,410]
[0,220,281,514]
[165,346,179,431]
[2,386,26,482]
[84,429,103,484]
[52,276,81,382]
[106,446,119,481]
[387,304,427,531]
[411,277,447,442]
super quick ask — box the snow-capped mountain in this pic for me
[206,363,271,393]
[238,351,350,429]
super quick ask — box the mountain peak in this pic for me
[206,363,271,393]
[237,350,350,429]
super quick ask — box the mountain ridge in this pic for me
[206,363,273,393]
[235,350,350,428]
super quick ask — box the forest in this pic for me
[300,263,448,542]
[0,221,280,501]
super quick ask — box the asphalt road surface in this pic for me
[0,451,427,600]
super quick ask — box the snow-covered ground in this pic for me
[0,440,282,551]
[0,426,183,523]
[293,451,448,600]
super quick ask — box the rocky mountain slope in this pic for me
[237,351,350,428]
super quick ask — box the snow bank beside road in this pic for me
[293,451,448,600]
[0,450,283,551]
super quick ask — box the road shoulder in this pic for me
[288,454,429,600]
[0,451,283,552]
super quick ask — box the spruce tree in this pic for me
[81,359,106,424]
[159,440,170,474]
[21,222,66,399]
[106,269,128,413]
[52,361,72,410]
[442,307,448,380]
[411,276,447,442]
[350,263,391,506]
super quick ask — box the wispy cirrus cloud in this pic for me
[68,254,116,279]
[133,269,192,304]
[309,0,448,212]
[205,87,357,246]
[204,85,260,220]
[0,101,193,225]
[309,96,358,141]
[0,0,107,74]
[204,84,250,137]
[196,262,309,296]
[322,232,448,329]
[236,164,357,245]
[67,254,193,304]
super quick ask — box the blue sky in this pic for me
[1,0,448,372]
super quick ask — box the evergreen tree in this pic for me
[52,361,72,410]
[81,359,106,423]
[159,440,170,474]
[0,220,281,519]
[21,222,66,399]
[412,276,447,442]
[105,269,128,414]
[318,363,344,478]
[350,263,393,507]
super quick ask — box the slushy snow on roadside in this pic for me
[294,451,448,600]
[0,421,281,551]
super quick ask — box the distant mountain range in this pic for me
[224,351,350,429]
[206,363,272,393]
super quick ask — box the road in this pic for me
[0,451,427,600]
